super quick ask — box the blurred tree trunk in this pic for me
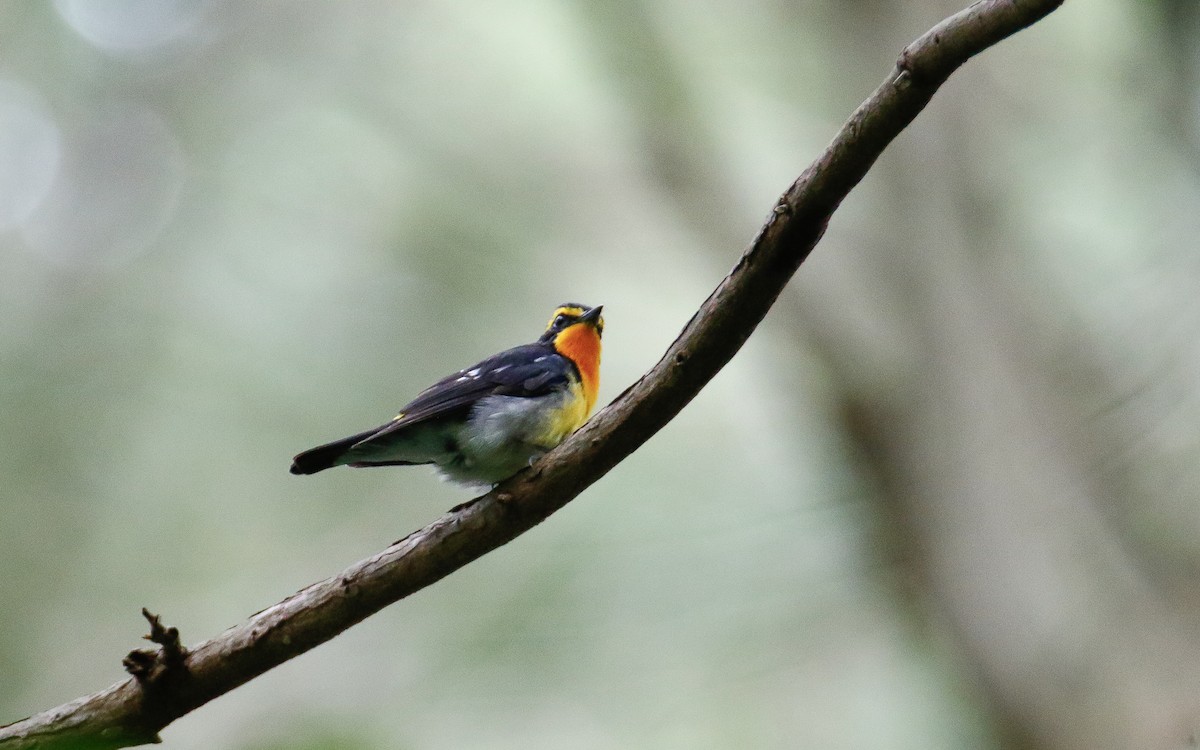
[791,3,1200,748]
[1155,0,1200,172]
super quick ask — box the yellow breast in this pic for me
[539,379,591,446]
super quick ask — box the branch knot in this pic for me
[122,608,188,689]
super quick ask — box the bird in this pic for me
[290,303,604,486]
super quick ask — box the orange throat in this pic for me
[554,325,602,413]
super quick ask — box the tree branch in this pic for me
[0,2,1063,747]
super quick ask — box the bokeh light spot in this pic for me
[52,0,211,52]
[0,81,61,231]
[21,106,185,268]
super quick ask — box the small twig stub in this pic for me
[122,609,188,686]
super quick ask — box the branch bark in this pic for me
[0,2,1064,747]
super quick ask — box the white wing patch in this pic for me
[456,367,484,383]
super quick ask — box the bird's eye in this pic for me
[554,314,569,328]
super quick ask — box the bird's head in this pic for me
[539,303,604,344]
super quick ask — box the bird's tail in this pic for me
[290,428,377,475]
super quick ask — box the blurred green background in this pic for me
[3,1,1200,748]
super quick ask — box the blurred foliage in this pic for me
[1,1,1198,749]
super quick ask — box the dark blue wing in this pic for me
[363,344,572,439]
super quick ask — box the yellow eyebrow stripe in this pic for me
[546,306,585,329]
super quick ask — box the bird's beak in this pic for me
[579,305,604,327]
